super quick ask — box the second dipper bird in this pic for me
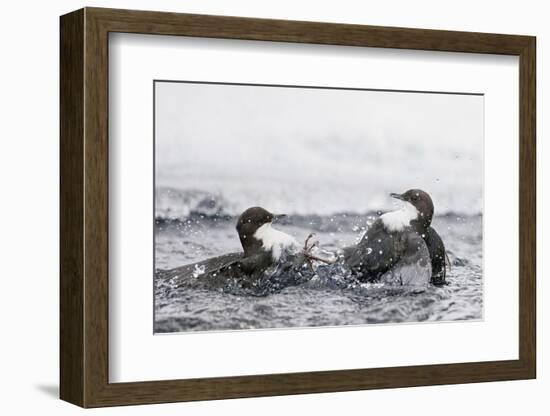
[343,189,447,286]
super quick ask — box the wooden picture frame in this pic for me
[60,7,536,408]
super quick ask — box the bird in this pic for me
[233,206,301,274]
[343,189,447,286]
[159,207,309,288]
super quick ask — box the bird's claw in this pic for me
[301,233,337,266]
[303,233,317,253]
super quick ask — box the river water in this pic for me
[154,208,482,333]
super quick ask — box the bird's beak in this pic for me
[390,192,405,201]
[273,214,287,222]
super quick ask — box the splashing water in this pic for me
[154,212,482,333]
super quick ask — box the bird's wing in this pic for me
[158,252,244,284]
[231,252,273,275]
[344,219,407,279]
[380,231,431,286]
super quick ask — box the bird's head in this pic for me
[390,189,434,228]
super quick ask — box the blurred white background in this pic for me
[156,82,483,216]
[0,0,545,415]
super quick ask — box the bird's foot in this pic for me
[301,233,337,266]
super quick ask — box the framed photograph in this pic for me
[60,7,536,408]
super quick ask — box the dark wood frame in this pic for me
[60,7,536,408]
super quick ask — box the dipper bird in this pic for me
[234,206,301,274]
[160,207,307,287]
[343,189,447,286]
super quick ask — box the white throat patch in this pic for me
[380,202,418,232]
[253,223,299,260]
